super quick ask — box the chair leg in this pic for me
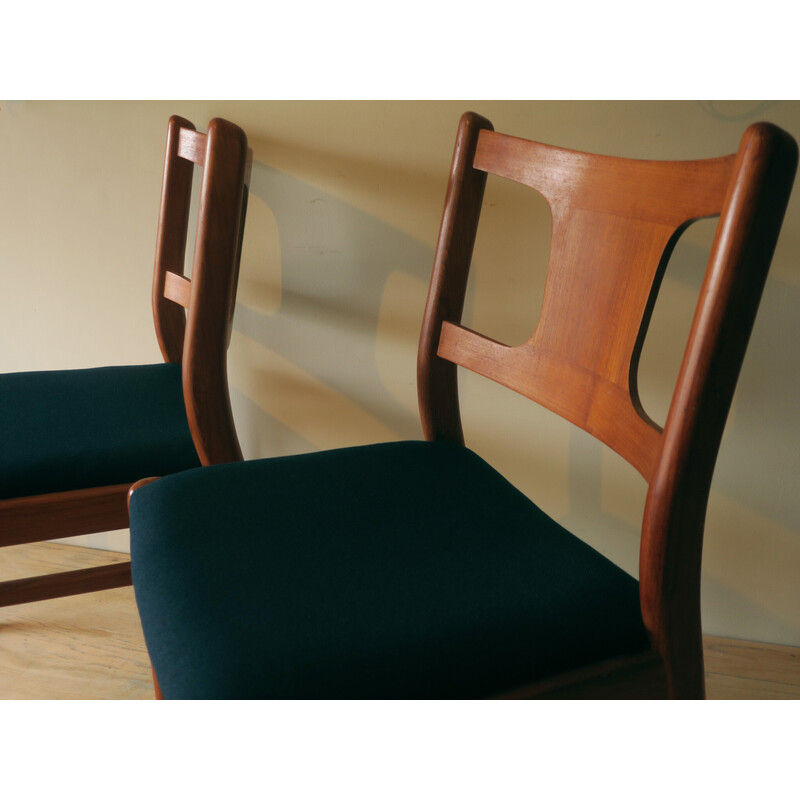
[152,668,164,700]
[0,562,132,607]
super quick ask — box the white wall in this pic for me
[2,100,799,646]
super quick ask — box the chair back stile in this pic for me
[418,113,493,446]
[180,119,249,466]
[641,123,798,697]
[154,116,250,465]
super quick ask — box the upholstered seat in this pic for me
[0,364,200,501]
[131,441,649,699]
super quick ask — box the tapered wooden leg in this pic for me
[152,668,164,700]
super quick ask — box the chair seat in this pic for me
[0,363,201,500]
[130,440,651,699]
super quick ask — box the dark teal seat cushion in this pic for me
[0,363,201,500]
[130,440,650,699]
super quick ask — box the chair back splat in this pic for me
[419,112,797,698]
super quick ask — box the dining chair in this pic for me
[0,115,250,607]
[129,111,796,699]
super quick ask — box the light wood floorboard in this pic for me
[1,542,798,700]
[704,636,800,699]
[0,543,151,700]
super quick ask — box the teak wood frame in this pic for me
[418,112,797,699]
[0,116,251,608]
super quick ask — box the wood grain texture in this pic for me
[438,322,662,479]
[163,270,192,308]
[0,562,131,607]
[418,112,798,699]
[177,127,206,166]
[0,484,130,547]
[704,636,800,700]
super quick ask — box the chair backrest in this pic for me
[151,116,251,466]
[418,111,797,697]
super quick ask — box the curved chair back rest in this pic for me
[151,116,251,465]
[418,111,797,697]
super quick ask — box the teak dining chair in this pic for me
[129,112,796,699]
[0,116,250,607]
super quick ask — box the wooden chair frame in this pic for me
[131,112,795,700]
[417,112,797,698]
[0,116,251,607]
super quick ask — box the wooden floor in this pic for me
[1,542,798,700]
[0,543,152,700]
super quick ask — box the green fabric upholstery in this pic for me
[130,440,650,699]
[0,363,201,500]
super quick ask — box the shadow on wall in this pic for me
[228,152,800,644]
[229,158,441,458]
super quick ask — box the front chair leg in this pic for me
[152,668,163,700]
